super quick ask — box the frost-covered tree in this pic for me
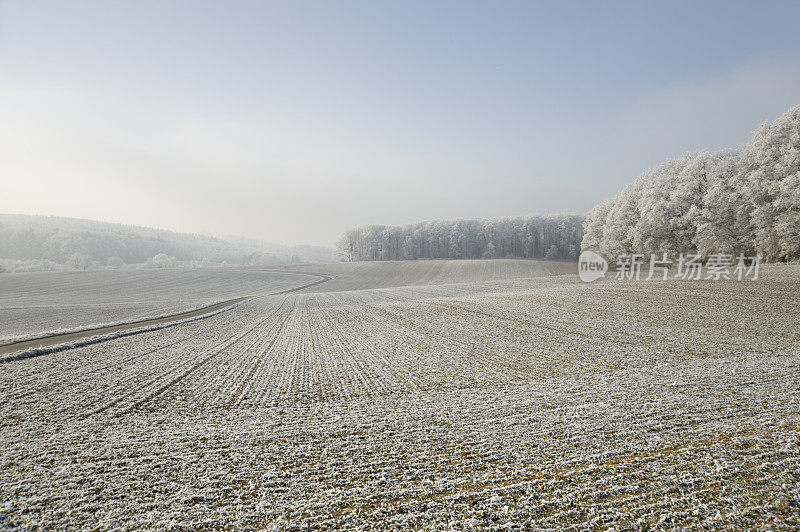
[582,104,800,262]
[632,152,709,255]
[693,149,753,256]
[741,105,800,261]
[146,253,178,268]
[598,184,641,259]
[581,198,613,253]
[66,252,91,270]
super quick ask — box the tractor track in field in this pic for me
[0,271,332,361]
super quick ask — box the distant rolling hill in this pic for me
[0,214,333,271]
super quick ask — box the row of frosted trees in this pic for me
[335,215,583,262]
[583,104,800,262]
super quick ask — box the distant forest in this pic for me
[0,215,333,272]
[583,104,800,262]
[335,215,584,262]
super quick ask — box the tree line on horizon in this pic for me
[334,215,584,262]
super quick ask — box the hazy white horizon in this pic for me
[2,1,800,247]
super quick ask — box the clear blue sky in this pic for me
[2,1,800,246]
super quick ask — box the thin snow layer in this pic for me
[0,299,247,363]
[1,267,799,529]
[267,258,575,293]
[0,268,313,341]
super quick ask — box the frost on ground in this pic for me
[0,268,315,342]
[268,258,574,293]
[1,264,799,529]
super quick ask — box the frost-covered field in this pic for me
[0,268,315,341]
[0,260,569,342]
[267,258,574,292]
[1,263,799,529]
